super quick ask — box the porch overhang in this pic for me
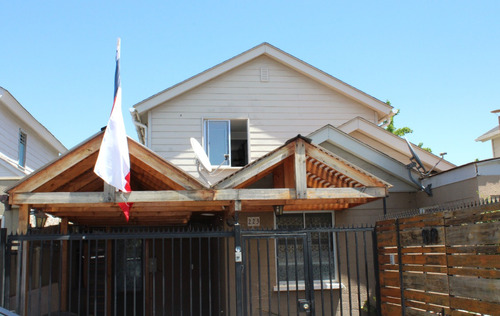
[8,134,390,227]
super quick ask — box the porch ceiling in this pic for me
[8,134,390,227]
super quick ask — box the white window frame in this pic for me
[203,118,249,168]
[274,212,341,291]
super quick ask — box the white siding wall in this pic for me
[0,105,60,173]
[492,138,500,158]
[149,56,377,181]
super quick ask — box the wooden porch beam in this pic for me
[295,139,307,199]
[11,187,387,205]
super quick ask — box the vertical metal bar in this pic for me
[123,240,127,316]
[336,232,343,316]
[318,232,325,316]
[256,239,262,316]
[170,238,174,316]
[234,223,243,316]
[216,236,221,316]
[48,240,54,314]
[142,238,146,316]
[396,219,405,316]
[284,237,290,316]
[0,229,5,306]
[104,239,108,316]
[179,238,183,316]
[38,241,44,316]
[345,232,352,316]
[208,236,212,316]
[94,240,98,316]
[113,240,117,316]
[152,238,156,316]
[189,237,192,316]
[355,232,361,314]
[162,238,165,315]
[77,240,82,316]
[225,235,231,315]
[59,240,63,315]
[293,237,299,316]
[87,240,91,316]
[305,232,315,316]
[363,230,371,315]
[198,237,202,316]
[371,229,382,316]
[247,239,253,316]
[133,242,136,316]
[327,231,334,316]
[3,237,11,310]
[69,240,74,314]
[276,236,281,316]
[16,240,23,315]
[266,238,271,316]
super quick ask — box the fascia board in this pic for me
[308,125,419,188]
[421,163,477,188]
[475,126,500,142]
[339,118,456,172]
[0,88,67,154]
[134,44,393,120]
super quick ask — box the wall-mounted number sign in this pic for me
[247,216,260,227]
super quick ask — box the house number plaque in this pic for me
[247,216,260,227]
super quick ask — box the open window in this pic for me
[204,119,248,167]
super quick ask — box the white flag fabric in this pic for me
[94,38,132,220]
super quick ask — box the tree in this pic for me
[384,101,432,153]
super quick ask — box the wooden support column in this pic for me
[294,139,307,199]
[60,217,69,311]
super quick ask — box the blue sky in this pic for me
[1,1,499,166]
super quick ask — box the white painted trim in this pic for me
[0,87,66,154]
[338,117,456,172]
[133,43,393,121]
[307,124,420,189]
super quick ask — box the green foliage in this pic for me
[384,100,432,153]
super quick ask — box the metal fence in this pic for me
[0,225,379,316]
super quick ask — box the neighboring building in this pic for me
[476,109,500,158]
[0,86,66,233]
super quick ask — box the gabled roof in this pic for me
[307,124,421,190]
[133,43,393,122]
[476,125,500,142]
[338,117,456,172]
[0,87,66,154]
[213,135,390,212]
[8,131,207,225]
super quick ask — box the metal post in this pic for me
[233,200,243,316]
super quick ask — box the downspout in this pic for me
[129,108,147,146]
[379,108,398,128]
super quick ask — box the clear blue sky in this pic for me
[2,1,499,166]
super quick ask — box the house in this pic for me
[130,42,455,223]
[0,87,66,233]
[476,109,500,158]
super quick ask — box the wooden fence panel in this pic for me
[376,202,500,315]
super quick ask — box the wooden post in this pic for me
[60,217,69,312]
[294,140,307,199]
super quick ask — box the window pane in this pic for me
[205,121,229,165]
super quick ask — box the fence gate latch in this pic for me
[235,246,242,262]
[298,299,311,312]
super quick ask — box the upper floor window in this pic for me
[18,130,27,167]
[204,119,248,167]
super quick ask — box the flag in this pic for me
[94,38,132,221]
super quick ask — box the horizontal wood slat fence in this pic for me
[376,200,500,315]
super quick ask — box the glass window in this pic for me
[204,119,248,167]
[276,213,336,282]
[18,130,27,167]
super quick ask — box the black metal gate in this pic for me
[0,226,379,316]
